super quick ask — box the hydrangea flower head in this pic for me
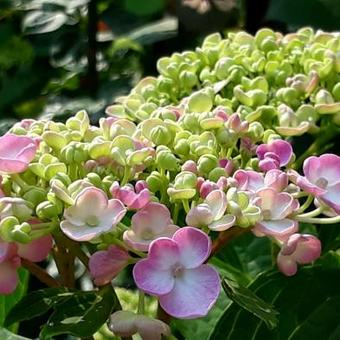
[133,227,220,319]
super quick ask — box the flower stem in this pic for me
[21,258,60,287]
[295,195,313,214]
[182,199,190,214]
[11,174,29,191]
[295,206,324,219]
[138,290,145,314]
[295,215,340,224]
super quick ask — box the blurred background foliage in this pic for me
[1,0,340,133]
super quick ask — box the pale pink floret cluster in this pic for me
[133,227,220,318]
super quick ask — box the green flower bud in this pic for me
[216,128,238,147]
[0,216,20,242]
[209,167,227,182]
[187,91,213,113]
[214,57,233,80]
[179,70,198,88]
[36,200,63,219]
[88,140,112,159]
[60,142,88,164]
[146,171,169,193]
[247,122,264,141]
[50,179,74,205]
[315,89,334,104]
[111,147,126,166]
[42,131,67,150]
[150,125,172,145]
[157,76,175,94]
[23,187,46,207]
[44,163,67,181]
[156,148,178,171]
[86,173,103,188]
[197,154,218,175]
[174,139,190,156]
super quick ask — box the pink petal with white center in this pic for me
[17,235,53,262]
[185,204,214,227]
[319,182,340,214]
[147,237,180,269]
[259,158,280,171]
[65,187,109,223]
[131,202,171,236]
[205,190,227,220]
[123,224,179,252]
[133,259,175,296]
[89,246,130,286]
[159,265,220,319]
[208,214,236,232]
[304,154,340,186]
[233,170,264,192]
[172,227,211,268]
[264,169,288,191]
[0,261,19,294]
[256,188,294,219]
[254,219,298,240]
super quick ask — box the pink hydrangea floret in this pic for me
[61,187,126,241]
[256,139,293,171]
[277,233,321,276]
[110,180,150,210]
[123,202,179,251]
[133,227,220,319]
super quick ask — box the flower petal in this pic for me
[277,253,298,276]
[0,261,19,294]
[208,214,236,232]
[133,260,175,296]
[205,190,227,220]
[319,182,340,214]
[159,265,220,319]
[17,235,53,262]
[89,246,129,286]
[253,219,298,240]
[131,202,171,236]
[233,170,264,192]
[172,227,211,268]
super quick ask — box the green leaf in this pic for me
[266,0,340,30]
[0,327,30,340]
[5,287,75,327]
[0,269,29,331]
[40,285,119,339]
[213,232,272,282]
[209,267,340,340]
[221,276,278,329]
[124,0,165,17]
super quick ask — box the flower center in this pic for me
[141,230,155,240]
[86,215,99,226]
[315,177,328,189]
[262,209,272,220]
[172,264,184,278]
